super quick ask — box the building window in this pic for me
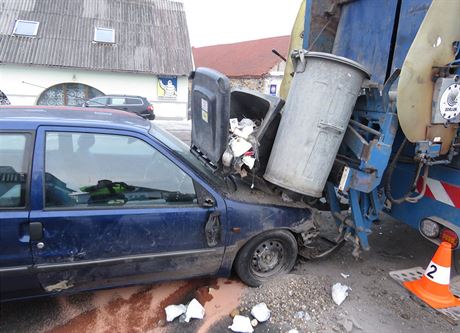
[37,83,104,106]
[13,20,39,36]
[94,27,115,43]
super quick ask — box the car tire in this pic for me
[234,229,298,287]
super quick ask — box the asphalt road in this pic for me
[155,120,192,146]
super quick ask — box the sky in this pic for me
[176,0,303,47]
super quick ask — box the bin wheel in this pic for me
[234,230,298,287]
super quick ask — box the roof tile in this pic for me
[0,0,192,75]
[192,36,290,78]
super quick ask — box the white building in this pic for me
[0,0,193,120]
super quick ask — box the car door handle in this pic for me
[29,222,43,241]
[205,211,221,247]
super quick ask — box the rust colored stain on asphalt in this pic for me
[194,281,217,305]
[195,286,214,304]
[197,278,246,333]
[39,278,246,333]
[158,278,214,313]
[44,278,242,333]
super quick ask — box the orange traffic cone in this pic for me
[404,242,460,309]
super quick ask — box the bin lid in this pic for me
[191,67,231,166]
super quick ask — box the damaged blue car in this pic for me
[0,106,314,301]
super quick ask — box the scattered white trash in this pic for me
[234,126,254,139]
[184,298,205,322]
[230,137,252,157]
[228,315,254,333]
[230,118,239,132]
[165,304,187,322]
[242,155,256,169]
[288,330,299,333]
[238,118,255,129]
[250,302,271,322]
[332,283,350,305]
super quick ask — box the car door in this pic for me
[29,126,226,293]
[0,131,42,300]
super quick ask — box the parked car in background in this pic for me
[83,95,155,120]
[0,106,313,301]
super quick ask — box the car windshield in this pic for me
[149,124,227,189]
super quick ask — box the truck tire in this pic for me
[234,230,298,287]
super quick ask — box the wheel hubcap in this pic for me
[252,240,284,273]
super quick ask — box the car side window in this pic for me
[44,132,197,209]
[87,97,108,106]
[125,98,143,105]
[110,98,125,106]
[0,133,30,208]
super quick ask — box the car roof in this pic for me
[0,106,151,132]
[91,95,146,99]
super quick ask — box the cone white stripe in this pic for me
[424,261,450,285]
[425,178,455,207]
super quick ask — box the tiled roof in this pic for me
[0,0,193,75]
[192,36,290,78]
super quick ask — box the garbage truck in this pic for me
[189,0,460,269]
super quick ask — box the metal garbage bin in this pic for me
[264,51,370,197]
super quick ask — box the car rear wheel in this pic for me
[234,230,298,287]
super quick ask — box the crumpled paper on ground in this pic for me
[184,298,205,322]
[228,315,254,333]
[165,304,187,322]
[332,283,350,305]
[250,302,271,322]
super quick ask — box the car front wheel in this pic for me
[234,230,298,287]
